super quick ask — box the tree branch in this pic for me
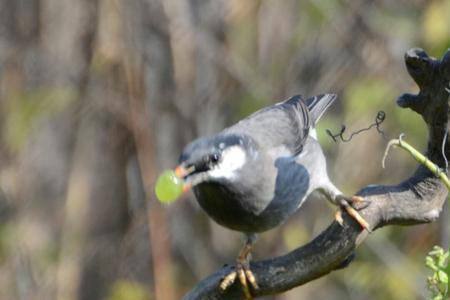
[183,48,450,300]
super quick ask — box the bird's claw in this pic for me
[335,210,344,226]
[220,270,236,291]
[348,195,370,209]
[220,262,258,299]
[335,195,372,233]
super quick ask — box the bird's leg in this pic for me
[320,186,371,232]
[334,195,372,232]
[220,234,258,299]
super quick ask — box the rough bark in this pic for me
[183,48,450,299]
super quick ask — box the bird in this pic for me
[175,94,370,299]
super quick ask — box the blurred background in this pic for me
[0,0,449,299]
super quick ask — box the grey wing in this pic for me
[224,95,311,155]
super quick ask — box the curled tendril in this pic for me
[326,111,387,143]
[327,106,449,175]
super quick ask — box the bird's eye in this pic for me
[210,153,221,164]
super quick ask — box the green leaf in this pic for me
[438,251,449,268]
[438,270,448,284]
[446,261,450,283]
[430,246,444,256]
[426,256,438,271]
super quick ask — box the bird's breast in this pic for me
[194,182,270,233]
[193,158,310,233]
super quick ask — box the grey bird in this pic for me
[175,94,369,298]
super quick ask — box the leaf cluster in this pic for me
[425,246,450,300]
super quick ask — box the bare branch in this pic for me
[182,48,450,300]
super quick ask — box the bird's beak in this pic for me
[175,164,195,178]
[175,164,196,193]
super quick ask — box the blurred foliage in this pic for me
[4,88,75,152]
[425,246,449,299]
[0,224,13,264]
[281,222,309,251]
[1,0,450,300]
[422,0,450,57]
[233,93,270,122]
[107,280,151,300]
[339,261,417,300]
[344,79,393,119]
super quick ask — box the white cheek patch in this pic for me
[208,146,247,179]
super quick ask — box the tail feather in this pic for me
[303,94,337,125]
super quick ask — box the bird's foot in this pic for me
[334,195,372,232]
[219,241,258,299]
[220,261,258,299]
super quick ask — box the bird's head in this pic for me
[176,134,256,191]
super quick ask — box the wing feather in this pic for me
[223,95,310,155]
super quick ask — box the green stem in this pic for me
[382,136,450,191]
